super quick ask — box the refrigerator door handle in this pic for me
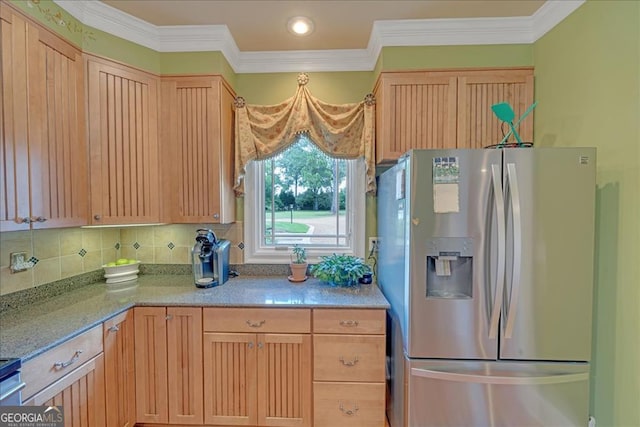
[504,163,523,339]
[489,164,506,339]
[411,367,589,386]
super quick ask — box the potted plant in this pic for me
[310,253,372,287]
[289,244,308,282]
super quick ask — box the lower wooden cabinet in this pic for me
[104,310,135,427]
[134,306,203,425]
[203,308,312,427]
[23,354,106,427]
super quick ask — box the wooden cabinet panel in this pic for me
[457,69,535,149]
[314,335,385,382]
[313,382,386,427]
[134,307,168,424]
[0,5,87,231]
[24,354,106,427]
[203,332,257,425]
[374,72,457,164]
[86,57,160,225]
[160,76,235,224]
[313,309,386,335]
[22,324,103,401]
[104,310,135,427]
[373,68,535,163]
[204,308,311,334]
[166,307,203,424]
[257,334,311,427]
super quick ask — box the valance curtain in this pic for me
[234,73,376,195]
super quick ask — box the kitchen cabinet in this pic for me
[312,308,386,427]
[104,310,135,427]
[21,325,105,426]
[86,56,160,225]
[160,76,235,224]
[0,4,88,231]
[373,68,534,163]
[134,306,203,424]
[202,308,312,426]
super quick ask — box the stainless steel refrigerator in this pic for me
[377,148,596,427]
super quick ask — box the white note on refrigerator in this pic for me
[433,183,459,213]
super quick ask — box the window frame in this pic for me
[243,155,366,264]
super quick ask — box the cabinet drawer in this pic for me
[314,382,386,427]
[203,308,311,333]
[22,324,103,400]
[314,335,385,382]
[313,309,386,334]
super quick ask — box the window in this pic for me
[244,136,365,263]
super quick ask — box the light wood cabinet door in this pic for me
[257,333,311,427]
[456,68,535,149]
[134,307,168,424]
[104,310,135,427]
[0,5,87,231]
[374,72,458,164]
[86,56,160,225]
[166,307,203,425]
[160,76,235,224]
[23,354,106,427]
[203,332,257,425]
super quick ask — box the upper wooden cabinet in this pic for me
[373,67,534,163]
[86,56,160,225]
[160,76,235,224]
[0,5,88,231]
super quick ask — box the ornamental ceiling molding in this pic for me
[54,0,584,74]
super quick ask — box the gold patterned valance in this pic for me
[234,74,376,195]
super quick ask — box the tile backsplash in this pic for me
[0,222,243,296]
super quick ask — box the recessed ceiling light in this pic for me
[287,16,314,36]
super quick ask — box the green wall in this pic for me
[533,1,640,426]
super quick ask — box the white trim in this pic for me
[243,159,366,264]
[52,0,585,73]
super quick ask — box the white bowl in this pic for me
[103,261,141,276]
[104,269,140,279]
[106,274,138,284]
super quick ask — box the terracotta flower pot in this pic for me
[289,262,308,282]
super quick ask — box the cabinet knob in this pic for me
[246,320,266,328]
[339,356,359,367]
[165,315,173,321]
[93,214,101,221]
[108,325,120,333]
[248,342,254,349]
[17,217,31,224]
[339,402,359,416]
[212,213,220,219]
[32,216,47,223]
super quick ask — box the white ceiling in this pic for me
[56,0,585,73]
[99,0,547,52]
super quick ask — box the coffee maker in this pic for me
[191,229,230,288]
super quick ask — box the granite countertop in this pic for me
[0,274,389,362]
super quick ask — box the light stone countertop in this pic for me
[0,274,389,362]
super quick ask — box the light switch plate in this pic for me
[10,251,28,273]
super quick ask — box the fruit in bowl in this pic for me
[103,259,140,284]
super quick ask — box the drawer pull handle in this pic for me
[339,356,359,367]
[339,402,359,416]
[246,320,266,328]
[54,350,83,369]
[108,325,120,333]
[339,320,359,327]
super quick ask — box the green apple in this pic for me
[115,258,129,265]
[106,262,117,267]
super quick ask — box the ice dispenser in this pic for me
[425,238,473,299]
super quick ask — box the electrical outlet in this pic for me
[368,237,379,253]
[10,251,30,273]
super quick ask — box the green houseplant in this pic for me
[289,244,308,282]
[310,253,371,287]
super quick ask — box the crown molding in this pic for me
[52,0,585,73]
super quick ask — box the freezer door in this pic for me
[407,359,590,427]
[406,149,503,359]
[501,148,596,361]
